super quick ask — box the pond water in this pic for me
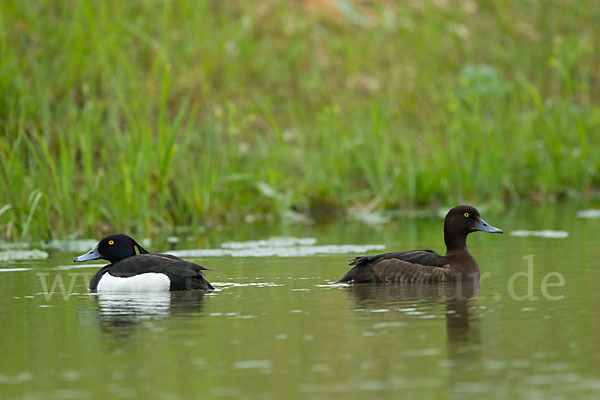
[1,204,599,399]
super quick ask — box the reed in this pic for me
[0,1,598,239]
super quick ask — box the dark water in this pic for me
[1,204,600,399]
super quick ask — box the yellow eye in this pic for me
[464,212,470,218]
[108,240,115,245]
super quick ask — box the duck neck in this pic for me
[444,228,468,256]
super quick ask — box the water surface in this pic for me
[1,204,599,399]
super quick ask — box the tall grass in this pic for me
[0,1,599,239]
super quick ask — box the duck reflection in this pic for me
[92,290,208,334]
[347,281,481,359]
[348,280,479,304]
[444,284,480,355]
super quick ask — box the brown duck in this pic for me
[338,205,503,283]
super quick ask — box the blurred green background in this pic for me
[1,0,599,239]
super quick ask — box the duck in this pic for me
[74,234,214,292]
[337,205,502,283]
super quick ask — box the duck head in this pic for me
[444,205,503,251]
[74,234,149,264]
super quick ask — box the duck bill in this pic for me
[475,218,503,233]
[74,245,102,262]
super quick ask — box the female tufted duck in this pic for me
[337,205,502,283]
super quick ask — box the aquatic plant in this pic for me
[0,1,598,239]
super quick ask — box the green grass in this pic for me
[1,1,599,239]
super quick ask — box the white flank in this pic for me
[97,273,170,292]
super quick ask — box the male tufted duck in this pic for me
[74,234,214,292]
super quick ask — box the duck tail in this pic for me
[337,264,375,283]
[191,277,214,291]
[336,268,356,283]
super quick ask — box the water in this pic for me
[1,204,600,399]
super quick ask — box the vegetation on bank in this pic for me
[0,1,599,239]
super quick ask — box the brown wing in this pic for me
[350,250,448,268]
[372,259,451,283]
[338,250,449,283]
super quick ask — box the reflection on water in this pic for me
[94,291,207,333]
[347,281,479,304]
[444,285,481,364]
[347,282,481,366]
